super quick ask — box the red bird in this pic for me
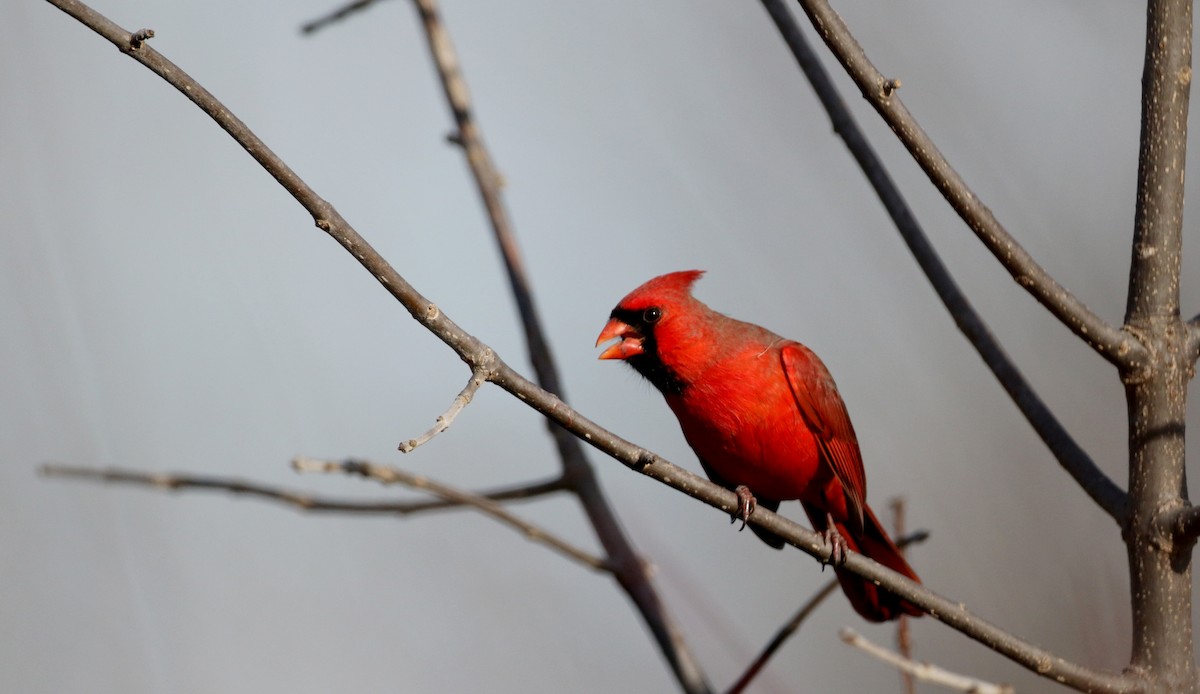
[596,270,921,622]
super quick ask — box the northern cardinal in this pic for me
[596,270,921,622]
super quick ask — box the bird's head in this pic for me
[595,270,706,394]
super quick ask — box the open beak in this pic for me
[596,317,644,360]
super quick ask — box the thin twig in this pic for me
[39,3,1141,690]
[398,368,485,452]
[289,456,608,570]
[785,0,1145,372]
[725,530,929,694]
[40,463,566,515]
[841,628,1015,694]
[42,461,601,569]
[891,498,915,694]
[758,0,1128,523]
[300,0,389,34]
[406,1,712,691]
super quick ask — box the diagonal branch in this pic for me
[786,0,1146,372]
[840,628,1015,694]
[403,1,712,690]
[758,0,1128,522]
[42,462,601,568]
[726,530,929,694]
[39,3,1140,690]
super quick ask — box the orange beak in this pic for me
[596,317,644,360]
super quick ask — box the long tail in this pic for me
[803,502,922,622]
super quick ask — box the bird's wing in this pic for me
[780,342,866,535]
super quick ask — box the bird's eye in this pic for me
[643,307,662,324]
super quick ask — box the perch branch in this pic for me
[785,0,1145,371]
[840,628,1015,694]
[726,530,929,694]
[398,368,485,452]
[39,2,1140,689]
[758,0,1128,522]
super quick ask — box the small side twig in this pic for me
[300,0,389,34]
[292,456,609,571]
[398,368,486,453]
[891,498,915,694]
[41,463,593,567]
[840,628,1015,694]
[725,530,929,694]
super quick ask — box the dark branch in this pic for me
[39,2,1140,689]
[759,0,1128,523]
[786,0,1145,371]
[726,530,928,694]
[404,1,712,690]
[300,0,389,34]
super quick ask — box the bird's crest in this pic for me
[618,270,705,308]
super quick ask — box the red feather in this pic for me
[597,270,921,621]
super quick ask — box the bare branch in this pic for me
[891,498,915,694]
[300,0,389,34]
[41,463,566,515]
[726,582,838,694]
[39,3,1141,689]
[840,628,1015,694]
[398,368,485,453]
[784,0,1145,371]
[42,461,602,569]
[758,0,1128,522]
[1122,0,1197,684]
[291,456,609,570]
[404,1,713,691]
[726,530,929,694]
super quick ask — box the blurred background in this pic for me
[4,1,1198,691]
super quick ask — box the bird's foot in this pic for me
[821,512,849,567]
[731,485,756,531]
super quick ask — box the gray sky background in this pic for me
[4,1,1199,692]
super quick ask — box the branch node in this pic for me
[881,77,901,97]
[635,452,657,469]
[128,28,154,50]
[445,131,464,147]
